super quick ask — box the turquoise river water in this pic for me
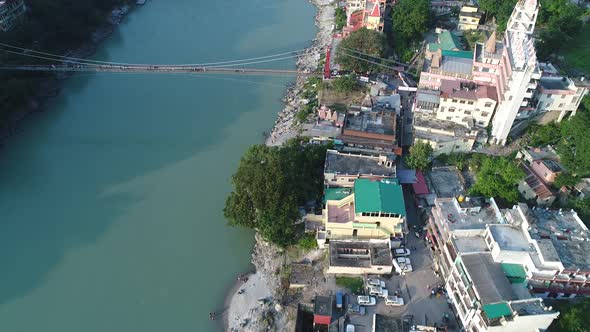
[0,0,315,331]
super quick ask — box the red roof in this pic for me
[314,314,331,325]
[369,2,380,17]
[413,171,430,195]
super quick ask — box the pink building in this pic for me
[530,159,563,184]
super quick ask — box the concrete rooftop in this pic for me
[324,150,395,177]
[329,240,392,268]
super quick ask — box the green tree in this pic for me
[477,0,518,31]
[558,110,590,176]
[332,75,359,94]
[554,173,579,188]
[335,7,347,31]
[224,142,327,247]
[551,298,590,332]
[535,0,583,59]
[335,29,387,72]
[406,141,433,171]
[469,156,524,203]
[390,0,430,60]
[528,122,561,147]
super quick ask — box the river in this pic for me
[0,0,315,331]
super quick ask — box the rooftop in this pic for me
[475,41,504,62]
[324,187,353,203]
[519,145,559,162]
[522,164,554,199]
[428,30,462,52]
[540,159,562,173]
[462,253,518,305]
[488,224,531,252]
[344,111,396,136]
[313,295,333,317]
[329,240,393,268]
[440,56,473,75]
[414,116,480,140]
[416,89,441,106]
[436,197,504,231]
[453,234,489,253]
[354,178,406,216]
[427,167,466,198]
[527,207,590,270]
[539,77,572,91]
[510,299,556,317]
[324,150,395,177]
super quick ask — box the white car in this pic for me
[385,295,405,306]
[346,325,355,332]
[367,278,385,288]
[394,248,411,257]
[396,257,413,272]
[357,295,377,306]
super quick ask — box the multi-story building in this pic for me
[458,5,482,31]
[413,116,484,156]
[518,163,556,206]
[320,178,406,241]
[437,81,498,128]
[343,0,385,36]
[0,0,26,32]
[339,110,398,153]
[533,76,590,123]
[489,0,542,145]
[323,149,395,188]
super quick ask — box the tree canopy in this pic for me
[332,75,359,94]
[551,297,590,332]
[469,155,524,204]
[335,28,387,73]
[335,7,346,31]
[535,0,583,60]
[390,0,430,61]
[527,122,561,147]
[557,107,590,176]
[224,141,326,247]
[477,0,517,31]
[406,141,433,171]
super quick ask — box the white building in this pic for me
[490,0,541,145]
[534,76,590,123]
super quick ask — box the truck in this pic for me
[336,291,343,309]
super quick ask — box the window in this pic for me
[439,144,444,148]
[348,178,355,182]
[467,101,474,105]
[452,99,458,103]
[464,111,471,115]
[478,121,484,125]
[446,116,452,120]
[449,108,456,112]
[459,100,466,104]
[559,103,564,107]
[561,94,566,99]
[508,95,513,101]
[440,107,446,112]
[484,102,492,107]
[481,112,489,117]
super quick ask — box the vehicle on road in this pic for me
[347,303,366,315]
[385,295,405,306]
[346,324,355,332]
[394,248,411,257]
[357,296,377,306]
[336,291,343,309]
[396,257,413,272]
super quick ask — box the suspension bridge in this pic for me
[0,41,411,78]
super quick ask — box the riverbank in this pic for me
[224,0,334,330]
[265,0,335,146]
[0,3,133,143]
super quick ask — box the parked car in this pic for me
[357,295,377,306]
[336,291,343,309]
[367,278,385,288]
[347,303,366,316]
[385,295,405,306]
[346,324,355,332]
[396,257,413,272]
[394,248,411,257]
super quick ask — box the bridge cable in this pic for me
[340,52,406,71]
[339,46,411,67]
[0,41,320,67]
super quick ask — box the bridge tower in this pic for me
[323,48,331,80]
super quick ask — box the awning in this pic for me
[501,263,527,284]
[482,302,512,320]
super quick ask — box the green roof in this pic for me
[501,263,527,284]
[482,302,512,320]
[324,187,353,203]
[439,30,461,51]
[442,50,473,59]
[353,178,406,216]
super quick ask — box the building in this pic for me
[426,29,465,56]
[489,0,542,145]
[323,149,395,188]
[413,116,483,156]
[437,81,498,128]
[0,0,26,32]
[313,295,333,326]
[343,0,385,36]
[327,239,393,274]
[340,110,398,152]
[458,5,482,30]
[533,76,590,123]
[317,105,345,127]
[447,252,558,332]
[516,145,560,164]
[530,159,563,185]
[518,163,556,206]
[365,1,383,32]
[320,178,406,241]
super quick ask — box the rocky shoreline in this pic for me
[224,0,335,330]
[0,4,132,143]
